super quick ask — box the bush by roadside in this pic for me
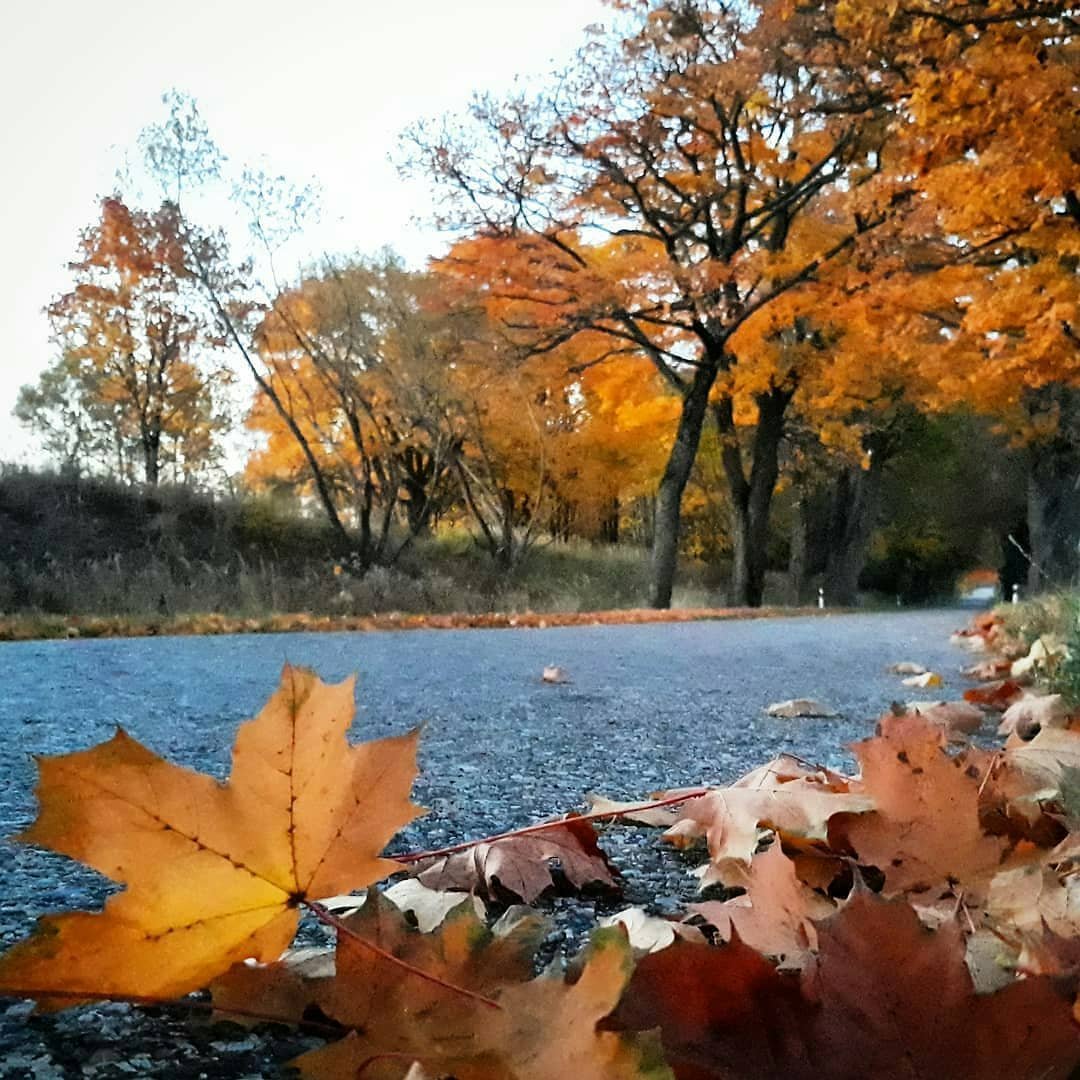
[996,591,1080,707]
[0,470,735,624]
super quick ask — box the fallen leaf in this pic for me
[904,700,984,738]
[830,712,1006,898]
[963,659,1015,681]
[1061,764,1080,828]
[0,666,423,1006]
[952,631,990,652]
[415,817,619,903]
[585,794,687,827]
[803,891,1080,1079]
[964,929,1017,994]
[1011,637,1067,680]
[901,671,943,689]
[598,908,706,953]
[691,843,836,967]
[383,879,486,932]
[541,665,569,684]
[964,679,1026,712]
[607,930,809,1079]
[296,926,673,1079]
[611,891,1080,1079]
[730,754,856,793]
[765,699,838,719]
[663,773,872,887]
[998,694,1071,739]
[217,891,546,1074]
[1005,726,1080,790]
[987,864,1080,942]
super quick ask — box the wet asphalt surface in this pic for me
[0,607,973,1076]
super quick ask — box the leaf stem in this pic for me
[395,787,711,865]
[304,901,501,1010]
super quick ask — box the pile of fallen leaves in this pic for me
[0,616,1078,1078]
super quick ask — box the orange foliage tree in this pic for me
[829,0,1080,587]
[407,0,893,606]
[246,257,464,568]
[42,197,229,486]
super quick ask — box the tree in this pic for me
[45,196,228,486]
[246,257,462,568]
[831,1,1080,588]
[15,352,124,477]
[408,0,890,606]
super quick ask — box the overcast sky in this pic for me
[0,0,607,463]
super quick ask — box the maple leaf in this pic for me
[414,816,619,903]
[293,923,673,1079]
[830,712,1007,898]
[802,891,1080,1079]
[998,694,1070,739]
[764,699,838,718]
[888,661,928,675]
[663,758,872,887]
[691,843,836,967]
[964,679,1026,711]
[607,927,811,1079]
[963,659,1014,681]
[599,908,707,954]
[0,666,423,1005]
[903,700,984,739]
[215,889,547,1060]
[383,878,486,932]
[1060,765,1080,829]
[1006,726,1080,790]
[611,891,1080,1079]
[585,793,688,827]
[901,672,944,689]
[987,864,1080,944]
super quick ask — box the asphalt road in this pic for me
[0,608,978,1076]
[0,607,968,903]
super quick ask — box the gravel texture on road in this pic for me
[0,608,971,1076]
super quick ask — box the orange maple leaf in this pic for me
[295,924,672,1079]
[611,892,1080,1079]
[0,665,423,1005]
[691,843,836,967]
[831,713,1006,898]
[414,816,619,903]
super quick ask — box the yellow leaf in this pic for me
[0,666,423,1006]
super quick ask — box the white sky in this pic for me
[0,0,607,464]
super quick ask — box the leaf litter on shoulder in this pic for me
[0,651,1078,1078]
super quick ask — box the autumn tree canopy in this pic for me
[14,2,1079,603]
[408,0,898,606]
[856,0,1080,587]
[27,197,229,486]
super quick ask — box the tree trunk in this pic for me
[649,364,717,608]
[787,479,832,604]
[601,496,620,545]
[788,491,809,605]
[823,453,886,607]
[142,433,161,486]
[1027,438,1080,590]
[721,388,791,608]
